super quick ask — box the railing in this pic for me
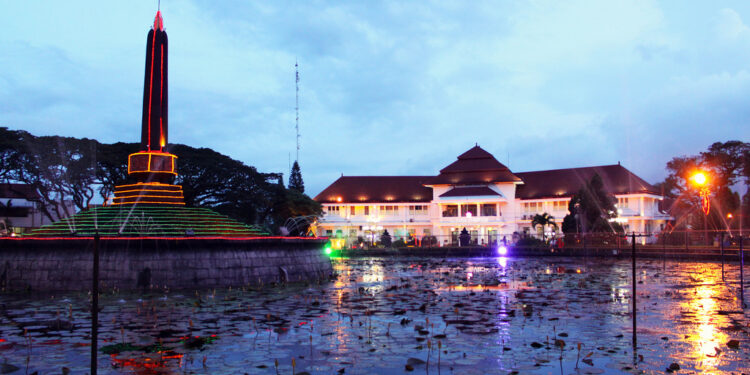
[325,229,749,252]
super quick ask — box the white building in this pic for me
[313,146,671,246]
[1,183,75,234]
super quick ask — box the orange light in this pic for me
[727,213,733,219]
[116,182,179,188]
[336,197,342,202]
[691,172,707,186]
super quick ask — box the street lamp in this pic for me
[690,171,711,215]
[690,171,711,245]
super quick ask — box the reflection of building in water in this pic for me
[314,145,671,245]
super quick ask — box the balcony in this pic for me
[438,215,505,224]
[319,213,431,225]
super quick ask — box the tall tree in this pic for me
[288,161,304,193]
[561,174,622,234]
[95,142,135,202]
[659,140,749,230]
[0,127,321,229]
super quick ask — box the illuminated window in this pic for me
[409,205,428,216]
[618,197,629,208]
[442,205,458,217]
[461,204,478,217]
[326,206,340,215]
[350,206,356,215]
[354,206,370,216]
[379,206,399,216]
[481,204,497,216]
[553,201,568,211]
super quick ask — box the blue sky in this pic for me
[1,1,748,196]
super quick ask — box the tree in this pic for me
[380,229,392,247]
[459,227,471,246]
[0,127,321,230]
[288,161,304,193]
[95,142,135,202]
[659,140,750,231]
[0,127,26,183]
[561,174,622,234]
[531,212,557,242]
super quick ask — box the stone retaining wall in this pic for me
[0,238,332,291]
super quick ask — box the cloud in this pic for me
[716,8,750,40]
[1,1,748,196]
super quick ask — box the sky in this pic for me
[1,1,749,196]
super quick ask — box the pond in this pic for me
[0,256,748,374]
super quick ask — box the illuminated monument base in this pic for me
[112,151,185,206]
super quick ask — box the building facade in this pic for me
[313,146,671,246]
[1,183,75,234]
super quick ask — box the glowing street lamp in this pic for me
[690,172,707,186]
[690,171,710,216]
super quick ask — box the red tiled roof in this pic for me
[313,147,660,204]
[427,145,521,185]
[515,164,659,200]
[314,176,433,203]
[439,186,501,198]
[0,183,40,200]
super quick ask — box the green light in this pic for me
[324,244,332,255]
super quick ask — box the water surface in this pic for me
[0,256,748,374]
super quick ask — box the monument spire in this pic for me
[141,9,168,152]
[112,9,183,206]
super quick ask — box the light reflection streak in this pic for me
[677,268,729,370]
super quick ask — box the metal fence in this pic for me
[326,230,748,252]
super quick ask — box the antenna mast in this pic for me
[295,60,300,163]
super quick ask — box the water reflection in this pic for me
[678,268,730,370]
[0,257,747,374]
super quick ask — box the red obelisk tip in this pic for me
[154,10,164,31]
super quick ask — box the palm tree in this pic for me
[531,212,557,242]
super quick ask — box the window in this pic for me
[379,206,399,216]
[461,204,478,217]
[326,206,340,215]
[618,197,629,208]
[353,206,371,216]
[523,202,541,214]
[553,201,568,212]
[409,205,428,215]
[350,206,356,215]
[442,205,458,217]
[481,204,497,216]
[423,228,431,236]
